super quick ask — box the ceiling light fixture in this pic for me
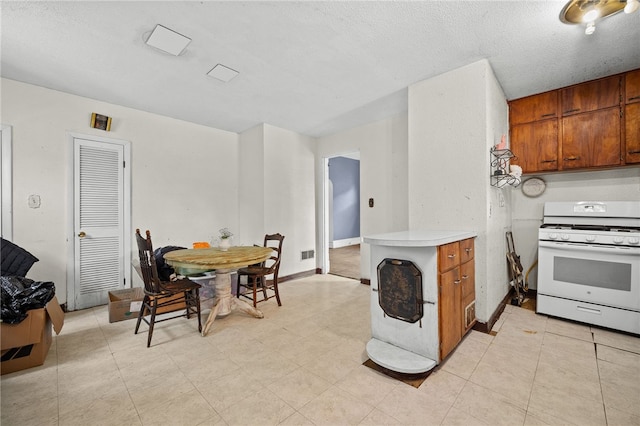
[559,0,637,35]
[145,24,191,56]
[207,64,239,83]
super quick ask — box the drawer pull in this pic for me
[540,159,556,163]
[629,150,640,155]
[465,248,472,253]
[540,113,555,118]
[462,275,469,280]
[447,254,456,259]
[629,96,640,102]
[577,306,601,315]
[563,156,580,161]
[563,108,580,114]
[454,279,461,285]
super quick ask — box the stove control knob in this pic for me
[586,235,596,242]
[548,233,558,240]
[613,237,624,244]
[629,237,639,245]
[561,234,570,241]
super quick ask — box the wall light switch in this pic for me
[369,198,374,208]
[28,194,41,208]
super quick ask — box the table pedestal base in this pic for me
[201,269,263,336]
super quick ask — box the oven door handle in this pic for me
[538,240,640,255]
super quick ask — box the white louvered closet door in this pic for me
[73,138,125,310]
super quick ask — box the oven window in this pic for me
[553,257,631,291]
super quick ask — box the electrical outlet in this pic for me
[498,192,505,207]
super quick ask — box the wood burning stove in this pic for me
[376,259,423,324]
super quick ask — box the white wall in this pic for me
[238,123,317,278]
[2,78,239,302]
[512,167,640,290]
[316,113,409,279]
[263,124,316,278]
[407,60,511,323]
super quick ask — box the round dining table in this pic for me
[164,245,273,336]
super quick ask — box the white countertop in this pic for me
[363,230,477,247]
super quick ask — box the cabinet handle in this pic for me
[629,150,640,155]
[454,279,461,285]
[462,275,469,280]
[540,159,557,163]
[563,108,580,114]
[563,156,581,161]
[540,113,555,118]
[465,248,472,253]
[629,96,640,102]
[447,254,456,259]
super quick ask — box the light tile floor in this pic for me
[2,274,639,425]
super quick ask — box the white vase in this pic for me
[219,238,231,251]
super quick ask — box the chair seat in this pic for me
[238,265,271,276]
[160,279,201,293]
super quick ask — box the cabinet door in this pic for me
[460,260,476,333]
[562,107,621,169]
[438,241,460,273]
[509,91,558,125]
[459,238,474,264]
[626,69,640,104]
[439,267,461,361]
[510,120,558,173]
[626,103,640,164]
[562,75,621,116]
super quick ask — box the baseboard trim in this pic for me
[279,269,317,283]
[472,288,514,334]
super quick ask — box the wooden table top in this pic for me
[164,246,273,273]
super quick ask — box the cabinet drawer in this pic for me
[562,75,621,116]
[438,242,460,272]
[460,238,474,263]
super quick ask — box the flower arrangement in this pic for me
[219,228,233,239]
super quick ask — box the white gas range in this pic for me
[537,201,640,335]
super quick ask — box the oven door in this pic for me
[538,241,640,311]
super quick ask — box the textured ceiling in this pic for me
[2,1,639,137]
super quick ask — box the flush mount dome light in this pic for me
[560,0,625,24]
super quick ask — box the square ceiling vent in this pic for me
[207,64,239,83]
[145,24,191,56]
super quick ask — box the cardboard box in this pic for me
[108,287,145,323]
[108,287,188,323]
[1,296,64,375]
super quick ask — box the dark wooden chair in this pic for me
[134,229,202,347]
[237,233,284,308]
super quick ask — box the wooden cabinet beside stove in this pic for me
[625,69,640,164]
[438,237,475,360]
[508,70,640,173]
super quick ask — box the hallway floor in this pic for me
[1,274,639,425]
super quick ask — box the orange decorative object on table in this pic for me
[193,242,210,249]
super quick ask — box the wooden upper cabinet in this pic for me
[562,75,621,116]
[626,69,640,104]
[562,107,621,169]
[626,102,640,163]
[509,91,558,125]
[510,120,558,173]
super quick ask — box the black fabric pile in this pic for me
[0,237,55,324]
[154,246,186,281]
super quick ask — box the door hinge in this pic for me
[123,160,126,168]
